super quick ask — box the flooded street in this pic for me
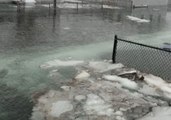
[0,3,171,120]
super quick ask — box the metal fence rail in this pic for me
[112,35,171,80]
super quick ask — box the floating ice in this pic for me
[75,71,90,81]
[40,60,84,69]
[138,107,171,120]
[127,16,150,23]
[75,95,86,101]
[61,86,71,91]
[84,94,114,116]
[49,101,73,118]
[89,61,124,73]
[103,5,121,9]
[103,75,139,90]
[143,74,171,99]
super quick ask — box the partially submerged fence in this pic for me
[112,35,171,80]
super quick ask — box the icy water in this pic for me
[0,4,171,120]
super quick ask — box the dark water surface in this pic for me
[0,4,171,120]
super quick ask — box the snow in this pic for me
[49,101,73,118]
[84,94,114,116]
[138,107,171,120]
[75,71,90,81]
[61,0,81,3]
[63,27,71,30]
[89,61,124,73]
[127,16,150,23]
[103,5,121,9]
[103,75,139,90]
[40,60,84,69]
[25,0,36,3]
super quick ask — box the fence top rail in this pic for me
[116,36,171,53]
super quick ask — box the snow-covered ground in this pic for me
[31,59,171,120]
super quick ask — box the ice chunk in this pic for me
[103,75,139,90]
[40,60,84,69]
[103,5,121,9]
[127,16,150,23]
[49,101,73,118]
[84,94,114,116]
[89,61,124,73]
[61,86,71,91]
[139,84,160,97]
[75,95,86,101]
[138,107,171,120]
[75,71,90,81]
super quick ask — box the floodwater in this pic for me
[0,4,171,120]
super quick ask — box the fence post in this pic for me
[112,35,118,63]
[77,2,78,11]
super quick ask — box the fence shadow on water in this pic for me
[112,35,171,81]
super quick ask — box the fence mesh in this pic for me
[115,38,171,80]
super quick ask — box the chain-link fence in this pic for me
[112,35,171,80]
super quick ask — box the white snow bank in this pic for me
[127,16,150,23]
[103,5,121,9]
[103,75,139,90]
[75,71,90,81]
[138,107,171,120]
[50,101,73,118]
[144,75,171,99]
[25,0,36,3]
[84,94,114,116]
[40,60,84,69]
[89,61,124,73]
[61,0,81,3]
[57,3,79,9]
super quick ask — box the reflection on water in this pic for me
[0,4,170,120]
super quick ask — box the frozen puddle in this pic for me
[31,59,171,120]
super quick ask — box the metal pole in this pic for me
[54,0,57,9]
[112,35,118,63]
[76,2,78,11]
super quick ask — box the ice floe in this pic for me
[40,60,84,69]
[84,94,114,116]
[34,59,171,120]
[89,61,124,73]
[103,75,139,90]
[127,16,150,23]
[75,71,90,81]
[49,101,73,118]
[138,107,171,120]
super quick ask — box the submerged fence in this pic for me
[112,35,171,80]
